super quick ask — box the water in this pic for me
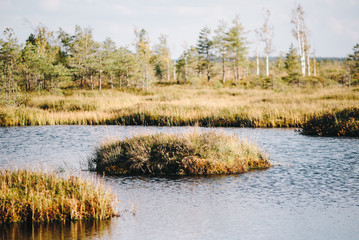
[0,126,358,240]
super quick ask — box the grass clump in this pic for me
[0,169,118,223]
[300,107,359,137]
[90,131,271,176]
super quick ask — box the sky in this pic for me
[0,0,358,58]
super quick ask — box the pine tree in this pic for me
[197,26,213,82]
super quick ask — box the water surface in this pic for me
[0,126,358,240]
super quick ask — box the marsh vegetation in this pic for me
[89,131,270,176]
[0,169,118,223]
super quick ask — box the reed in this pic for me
[0,169,118,223]
[89,131,271,176]
[300,107,359,136]
[1,86,358,128]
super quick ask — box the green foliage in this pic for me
[346,43,359,81]
[283,44,300,84]
[90,131,270,176]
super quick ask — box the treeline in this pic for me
[0,4,358,105]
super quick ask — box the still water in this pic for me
[0,126,358,240]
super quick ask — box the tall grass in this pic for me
[89,131,271,176]
[300,107,359,136]
[0,169,118,223]
[1,86,358,127]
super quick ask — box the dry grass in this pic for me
[0,86,358,127]
[89,131,271,176]
[300,107,359,136]
[0,169,118,223]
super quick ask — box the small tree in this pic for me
[225,15,247,85]
[284,44,300,84]
[346,43,359,84]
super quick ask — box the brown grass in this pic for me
[89,131,271,176]
[0,169,118,223]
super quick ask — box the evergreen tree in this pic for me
[225,16,247,84]
[0,28,21,103]
[284,44,300,84]
[197,26,213,82]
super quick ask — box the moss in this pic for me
[90,131,271,176]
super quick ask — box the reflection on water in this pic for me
[0,126,359,240]
[0,219,113,240]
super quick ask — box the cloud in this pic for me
[39,0,61,11]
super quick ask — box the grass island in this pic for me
[89,131,271,176]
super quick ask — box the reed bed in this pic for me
[0,169,118,223]
[89,131,271,176]
[1,86,358,127]
[300,107,359,136]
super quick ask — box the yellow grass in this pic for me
[1,85,358,127]
[0,169,118,223]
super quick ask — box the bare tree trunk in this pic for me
[99,50,102,91]
[126,66,130,88]
[266,55,269,77]
[98,72,102,91]
[256,51,260,76]
[90,75,94,90]
[307,55,311,77]
[110,75,114,89]
[184,57,188,82]
[173,59,177,83]
[222,55,226,84]
[167,60,170,82]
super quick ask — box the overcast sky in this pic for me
[0,0,358,58]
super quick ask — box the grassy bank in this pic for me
[1,86,358,127]
[300,107,359,137]
[0,169,118,223]
[89,131,271,176]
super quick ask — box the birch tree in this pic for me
[153,34,170,82]
[134,28,151,91]
[214,20,228,83]
[260,9,274,77]
[291,3,308,76]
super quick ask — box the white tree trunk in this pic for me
[307,55,311,77]
[256,50,260,76]
[266,55,269,77]
[173,59,176,82]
